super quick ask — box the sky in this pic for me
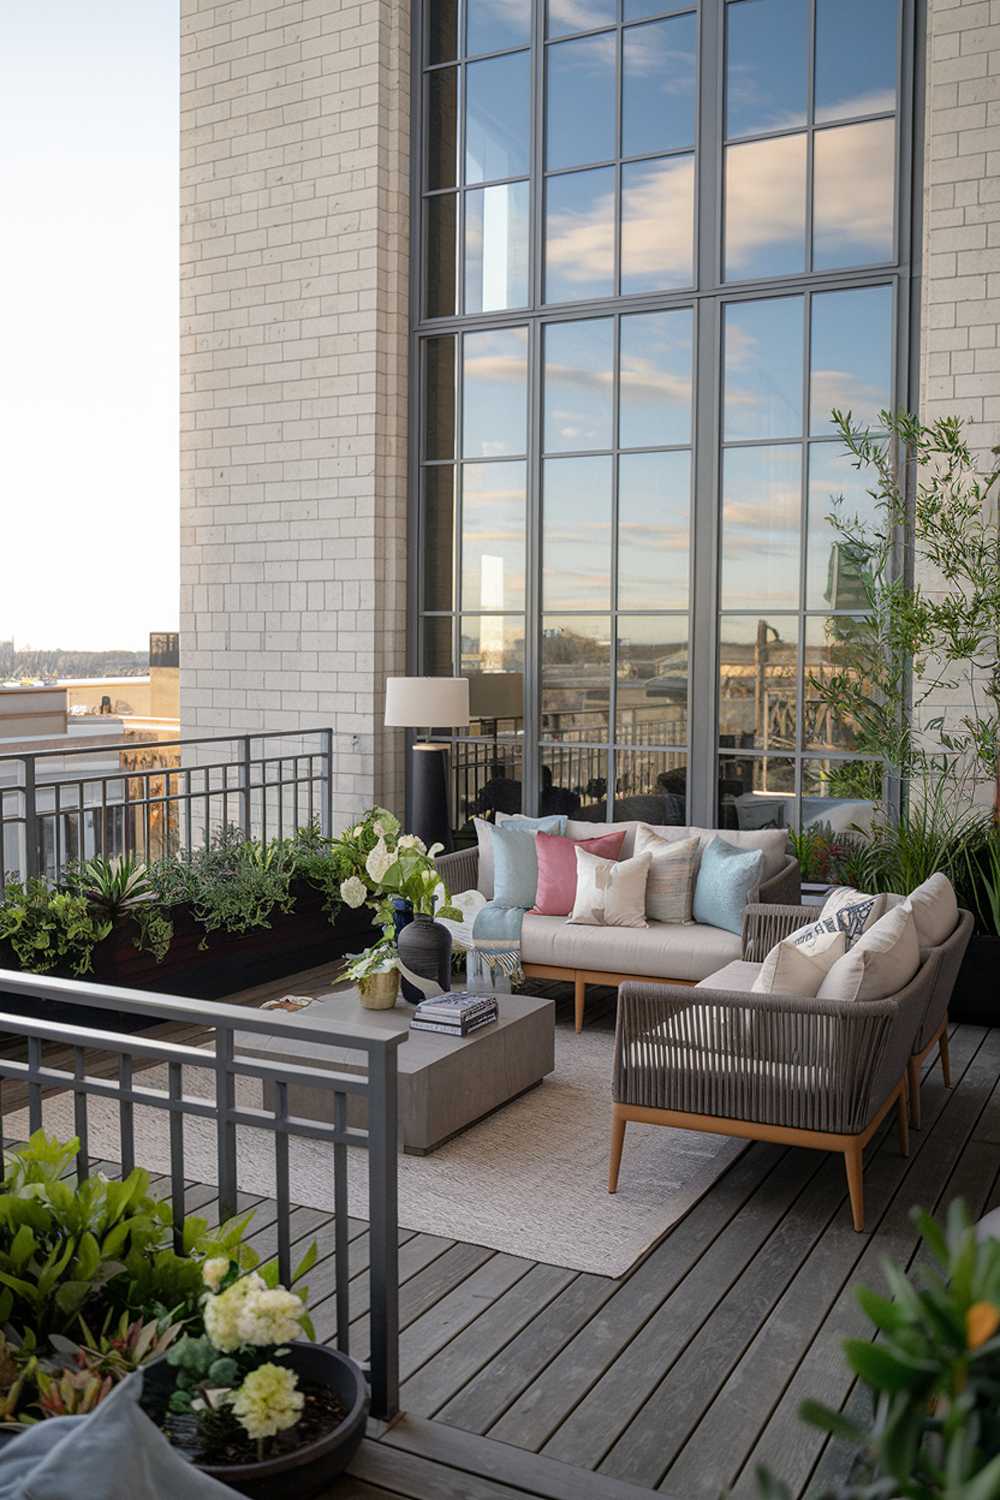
[0,1,179,652]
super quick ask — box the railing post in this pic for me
[366,1042,399,1421]
[215,1028,238,1224]
[22,756,39,879]
[321,728,333,837]
[240,736,252,840]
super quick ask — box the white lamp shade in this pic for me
[384,676,470,729]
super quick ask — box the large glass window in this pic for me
[415,0,912,837]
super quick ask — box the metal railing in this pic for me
[0,728,335,888]
[0,967,401,1419]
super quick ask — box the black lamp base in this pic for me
[410,744,453,852]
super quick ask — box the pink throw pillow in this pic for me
[531,829,627,916]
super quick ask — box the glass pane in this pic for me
[801,757,880,834]
[422,615,454,675]
[468,0,532,55]
[425,193,458,317]
[427,68,458,190]
[618,451,691,609]
[625,0,697,17]
[424,336,456,459]
[721,445,802,610]
[547,33,616,171]
[810,286,893,436]
[621,155,695,294]
[546,0,616,40]
[463,327,529,457]
[543,455,613,609]
[462,461,527,610]
[541,616,611,741]
[622,14,697,158]
[620,308,693,448]
[803,616,874,753]
[545,167,615,303]
[724,134,806,281]
[429,0,459,64]
[465,181,530,313]
[725,0,808,140]
[454,741,525,830]
[613,750,687,824]
[717,755,794,829]
[461,615,526,676]
[813,119,894,269]
[815,0,896,124]
[806,442,881,611]
[539,746,609,819]
[719,615,798,752]
[616,617,689,745]
[724,296,803,442]
[466,53,531,184]
[422,466,455,609]
[543,317,614,454]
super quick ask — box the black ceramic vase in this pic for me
[396,912,452,999]
[391,898,421,1003]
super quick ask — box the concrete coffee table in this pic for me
[236,988,555,1155]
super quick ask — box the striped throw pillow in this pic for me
[634,826,701,924]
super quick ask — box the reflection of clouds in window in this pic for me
[815,0,896,125]
[543,318,613,452]
[721,445,802,609]
[465,182,530,313]
[462,461,526,611]
[814,119,894,268]
[546,0,616,39]
[463,328,529,457]
[725,0,808,140]
[543,455,612,609]
[621,155,695,293]
[725,133,806,280]
[466,53,531,184]
[544,167,615,302]
[620,309,693,447]
[547,32,616,169]
[619,450,690,609]
[467,0,532,54]
[724,297,803,442]
[622,15,696,156]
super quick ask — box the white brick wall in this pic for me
[918,0,1000,796]
[179,0,408,828]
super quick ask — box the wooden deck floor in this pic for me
[33,976,1000,1500]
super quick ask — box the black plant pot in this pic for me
[142,1343,369,1499]
[951,933,1000,1026]
[396,912,451,999]
[392,897,421,1003]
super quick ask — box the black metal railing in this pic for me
[0,968,401,1419]
[0,728,335,888]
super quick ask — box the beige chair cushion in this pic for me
[521,913,741,982]
[816,901,921,1002]
[563,821,788,880]
[695,960,763,992]
[752,920,847,996]
[568,849,651,929]
[634,827,700,923]
[905,872,958,949]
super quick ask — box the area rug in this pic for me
[5,1023,743,1279]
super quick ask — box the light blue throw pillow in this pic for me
[492,815,566,908]
[692,836,764,934]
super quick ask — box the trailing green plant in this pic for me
[66,852,175,961]
[0,877,112,976]
[148,826,297,945]
[756,1201,1000,1499]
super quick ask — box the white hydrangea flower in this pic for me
[340,875,367,909]
[365,840,394,883]
[204,1275,258,1353]
[201,1256,230,1293]
[230,1363,304,1442]
[397,833,426,852]
[235,1285,305,1348]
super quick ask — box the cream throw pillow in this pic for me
[819,887,887,946]
[905,872,958,949]
[634,826,700,924]
[752,918,847,996]
[568,848,652,929]
[816,901,921,1003]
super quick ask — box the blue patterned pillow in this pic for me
[692,836,764,935]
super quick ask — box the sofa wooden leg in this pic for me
[574,974,586,1033]
[609,1110,626,1194]
[908,1056,921,1129]
[844,1143,864,1233]
[897,1085,909,1158]
[939,1025,952,1088]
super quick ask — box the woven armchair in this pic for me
[610,909,954,1231]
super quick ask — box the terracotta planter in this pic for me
[142,1343,369,1499]
[358,968,400,1009]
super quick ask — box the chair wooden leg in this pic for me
[574,973,586,1033]
[609,1111,627,1194]
[844,1142,865,1232]
[897,1084,909,1158]
[939,1025,952,1088]
[908,1056,921,1129]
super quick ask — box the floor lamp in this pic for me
[385,677,470,852]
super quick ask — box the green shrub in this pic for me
[0,878,112,976]
[148,826,297,946]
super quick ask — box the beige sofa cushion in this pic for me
[752,920,846,996]
[816,902,921,1003]
[521,913,741,982]
[563,821,788,881]
[695,960,763,993]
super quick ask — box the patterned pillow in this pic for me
[752,916,847,996]
[568,849,652,929]
[634,826,700,924]
[819,887,886,947]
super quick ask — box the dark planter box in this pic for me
[951,933,1000,1026]
[0,884,375,1030]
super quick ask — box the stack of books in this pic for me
[410,991,499,1037]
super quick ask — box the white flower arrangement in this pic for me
[339,874,367,909]
[203,1271,306,1354]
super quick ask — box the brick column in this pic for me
[179,0,409,828]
